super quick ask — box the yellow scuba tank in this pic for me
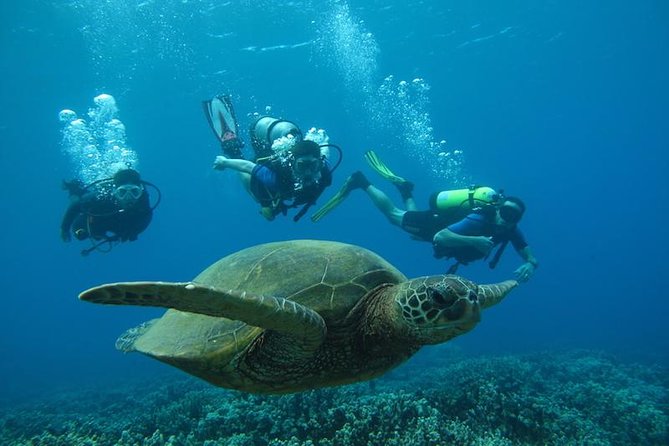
[429,186,500,212]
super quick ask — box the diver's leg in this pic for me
[364,185,405,227]
[341,171,406,226]
[395,181,416,211]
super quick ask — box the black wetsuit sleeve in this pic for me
[60,197,84,235]
[313,166,333,201]
[126,210,152,241]
[121,195,153,241]
[320,164,333,188]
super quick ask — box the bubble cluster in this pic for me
[58,109,77,123]
[66,0,196,86]
[59,93,139,184]
[372,76,470,186]
[304,127,329,145]
[315,1,379,103]
[314,1,470,186]
[304,127,331,158]
[271,135,298,153]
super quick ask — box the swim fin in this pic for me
[311,171,370,222]
[203,95,244,158]
[364,150,407,184]
[310,185,349,223]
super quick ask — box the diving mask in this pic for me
[113,184,143,202]
[499,204,522,224]
[293,155,321,178]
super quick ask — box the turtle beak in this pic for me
[477,280,518,310]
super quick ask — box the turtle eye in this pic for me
[468,289,478,302]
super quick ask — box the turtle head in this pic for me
[394,275,517,345]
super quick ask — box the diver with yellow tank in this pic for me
[312,151,539,282]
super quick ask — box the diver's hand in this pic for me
[213,155,228,170]
[514,262,535,283]
[61,229,71,242]
[471,236,494,255]
[260,207,276,221]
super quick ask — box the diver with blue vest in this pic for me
[203,94,341,221]
[312,151,538,282]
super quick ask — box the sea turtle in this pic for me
[80,240,516,394]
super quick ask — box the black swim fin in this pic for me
[203,95,244,158]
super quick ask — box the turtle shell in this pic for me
[126,240,406,370]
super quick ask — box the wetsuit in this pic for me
[436,213,527,263]
[249,159,332,218]
[400,210,526,263]
[61,190,152,242]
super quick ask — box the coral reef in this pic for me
[1,350,667,445]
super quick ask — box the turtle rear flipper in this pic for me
[115,320,157,352]
[80,281,326,354]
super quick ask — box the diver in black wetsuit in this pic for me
[61,168,159,254]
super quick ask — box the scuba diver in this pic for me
[60,167,161,255]
[203,94,341,221]
[312,151,539,282]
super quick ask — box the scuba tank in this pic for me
[429,186,500,213]
[249,116,302,159]
[430,186,509,274]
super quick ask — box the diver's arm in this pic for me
[513,246,538,282]
[123,205,153,242]
[213,156,255,174]
[517,246,539,268]
[433,228,493,255]
[60,199,83,241]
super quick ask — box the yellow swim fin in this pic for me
[364,150,406,184]
[310,187,348,222]
[311,171,370,222]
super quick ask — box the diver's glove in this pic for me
[62,179,87,197]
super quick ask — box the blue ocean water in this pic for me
[0,0,667,432]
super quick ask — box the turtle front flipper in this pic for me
[80,281,326,354]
